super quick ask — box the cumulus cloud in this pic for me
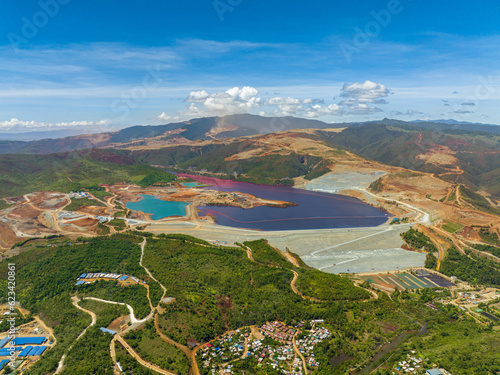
[184,86,261,116]
[179,81,392,118]
[304,104,343,118]
[264,97,324,116]
[157,112,180,122]
[340,80,391,104]
[0,118,109,131]
[339,80,391,115]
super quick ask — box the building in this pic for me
[426,369,443,375]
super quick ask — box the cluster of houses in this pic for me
[260,321,296,345]
[395,352,424,373]
[296,326,331,369]
[198,329,247,373]
[198,321,333,375]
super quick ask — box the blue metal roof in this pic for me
[0,360,9,369]
[27,346,41,356]
[100,327,116,335]
[37,346,47,356]
[18,346,33,357]
[11,337,47,345]
[79,273,87,279]
[119,275,129,281]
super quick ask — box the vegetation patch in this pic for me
[0,198,14,210]
[107,218,127,231]
[369,177,383,192]
[114,340,161,375]
[65,197,105,211]
[124,321,190,374]
[439,247,500,286]
[478,227,500,246]
[139,171,176,187]
[401,228,438,252]
[472,243,500,258]
[441,220,464,233]
[59,326,114,374]
[296,270,370,301]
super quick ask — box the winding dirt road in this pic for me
[55,297,97,374]
[115,335,177,375]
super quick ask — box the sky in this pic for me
[1,0,499,133]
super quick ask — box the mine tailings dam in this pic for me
[177,174,391,231]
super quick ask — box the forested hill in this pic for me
[0,149,174,198]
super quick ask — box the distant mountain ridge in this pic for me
[0,114,338,155]
[1,114,500,156]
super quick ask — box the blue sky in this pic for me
[1,0,499,132]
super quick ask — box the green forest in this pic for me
[439,247,500,286]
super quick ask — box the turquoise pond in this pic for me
[125,195,189,220]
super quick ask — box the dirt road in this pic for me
[292,331,307,373]
[55,297,98,374]
[82,296,153,325]
[290,270,324,302]
[153,313,199,375]
[115,335,177,375]
[110,338,121,375]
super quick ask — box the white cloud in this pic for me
[0,118,109,131]
[264,97,323,116]
[157,112,180,122]
[340,80,391,104]
[185,86,261,116]
[338,80,391,115]
[304,104,343,118]
[179,81,392,118]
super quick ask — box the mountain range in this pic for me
[2,114,500,197]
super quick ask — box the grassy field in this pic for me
[65,197,106,211]
[442,220,464,233]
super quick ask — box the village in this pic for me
[197,320,332,375]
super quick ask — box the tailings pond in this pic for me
[178,174,391,231]
[126,195,189,220]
